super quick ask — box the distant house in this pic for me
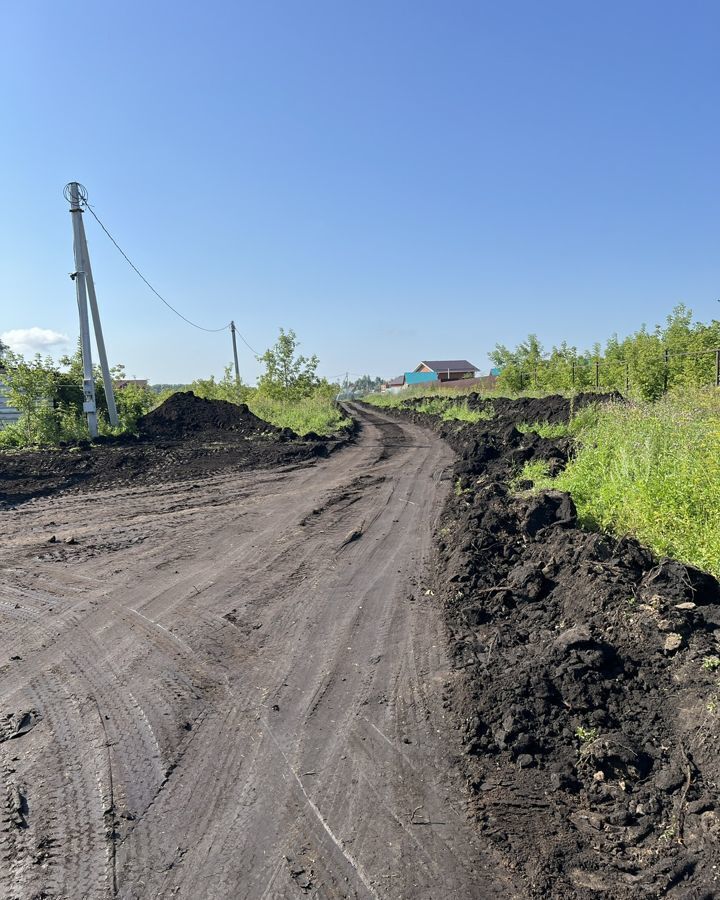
[385,375,405,395]
[414,360,479,383]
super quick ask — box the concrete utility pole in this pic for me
[65,182,119,435]
[230,321,241,386]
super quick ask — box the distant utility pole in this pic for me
[65,182,118,436]
[230,321,241,385]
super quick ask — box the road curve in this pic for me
[0,404,518,899]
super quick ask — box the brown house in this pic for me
[413,360,478,383]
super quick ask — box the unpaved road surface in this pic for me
[0,405,517,899]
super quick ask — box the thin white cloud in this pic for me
[1,327,71,357]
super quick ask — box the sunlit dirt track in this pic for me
[0,405,518,899]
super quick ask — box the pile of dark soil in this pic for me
[374,395,720,898]
[0,393,356,508]
[0,440,333,508]
[136,391,292,440]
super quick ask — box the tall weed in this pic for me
[531,390,720,578]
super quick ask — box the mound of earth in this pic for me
[372,394,720,898]
[137,391,292,440]
[474,390,623,425]
[0,394,356,508]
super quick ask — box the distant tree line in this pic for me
[490,305,720,400]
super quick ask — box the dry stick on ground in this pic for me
[410,805,426,824]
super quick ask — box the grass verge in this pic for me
[247,394,352,436]
[522,389,720,578]
[364,392,493,422]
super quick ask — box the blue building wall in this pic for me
[404,371,439,385]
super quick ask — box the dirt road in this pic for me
[0,405,516,899]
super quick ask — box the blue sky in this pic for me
[2,1,719,383]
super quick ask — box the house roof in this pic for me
[416,360,479,373]
[387,375,405,386]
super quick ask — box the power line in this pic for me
[234,329,261,357]
[82,201,231,333]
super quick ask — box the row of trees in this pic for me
[490,306,720,400]
[0,328,340,446]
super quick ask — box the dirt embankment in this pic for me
[372,394,720,898]
[0,392,351,508]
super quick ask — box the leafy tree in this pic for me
[0,346,156,445]
[189,364,251,405]
[257,328,320,400]
[0,351,68,445]
[491,334,545,391]
[350,375,385,395]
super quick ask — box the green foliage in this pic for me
[113,382,155,433]
[0,326,346,444]
[348,374,385,395]
[516,421,571,439]
[491,306,720,400]
[525,390,720,579]
[440,401,493,423]
[188,364,251,406]
[575,725,599,743]
[363,380,493,408]
[248,393,351,436]
[362,392,407,408]
[516,406,600,440]
[257,328,320,401]
[365,392,494,422]
[490,334,546,392]
[0,350,65,446]
[510,459,551,491]
[0,347,156,446]
[702,656,720,671]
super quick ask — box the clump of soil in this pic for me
[378,394,720,898]
[137,391,291,440]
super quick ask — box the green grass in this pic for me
[516,421,572,439]
[510,459,551,491]
[516,405,601,439]
[440,403,494,423]
[522,389,720,578]
[247,394,352,436]
[363,382,492,408]
[364,392,493,422]
[363,384,610,409]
